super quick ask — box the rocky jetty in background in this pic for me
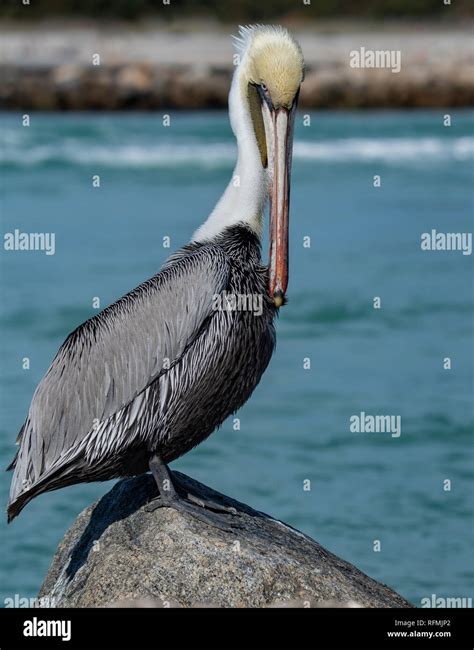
[38,472,412,608]
[1,23,473,109]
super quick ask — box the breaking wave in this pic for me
[1,136,473,169]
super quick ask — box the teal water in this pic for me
[0,110,473,606]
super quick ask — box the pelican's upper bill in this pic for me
[192,23,304,293]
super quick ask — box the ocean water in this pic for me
[0,110,473,607]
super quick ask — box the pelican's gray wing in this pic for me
[8,244,229,509]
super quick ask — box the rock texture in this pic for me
[1,23,473,108]
[39,472,412,608]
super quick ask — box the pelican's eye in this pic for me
[256,82,273,110]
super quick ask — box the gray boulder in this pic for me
[39,473,412,608]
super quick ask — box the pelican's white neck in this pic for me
[192,65,267,243]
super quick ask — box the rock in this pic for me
[115,64,153,106]
[1,23,473,109]
[38,473,412,608]
[52,64,83,88]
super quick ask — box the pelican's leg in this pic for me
[146,454,179,507]
[145,454,240,531]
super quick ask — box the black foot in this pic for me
[145,454,241,532]
[186,491,239,515]
[171,469,239,515]
[145,494,240,532]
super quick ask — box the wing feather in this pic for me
[9,244,229,505]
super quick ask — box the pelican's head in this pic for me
[234,25,304,307]
[242,25,304,111]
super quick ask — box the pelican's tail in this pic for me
[7,488,36,523]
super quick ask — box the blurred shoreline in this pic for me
[1,20,474,109]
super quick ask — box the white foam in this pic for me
[295,136,474,163]
[1,137,473,168]
[0,142,236,168]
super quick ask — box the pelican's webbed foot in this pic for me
[145,454,241,532]
[185,491,238,515]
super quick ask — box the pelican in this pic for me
[7,25,304,528]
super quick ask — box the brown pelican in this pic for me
[7,25,304,528]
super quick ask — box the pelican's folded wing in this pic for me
[8,244,229,506]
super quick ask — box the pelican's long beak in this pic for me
[266,103,296,308]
